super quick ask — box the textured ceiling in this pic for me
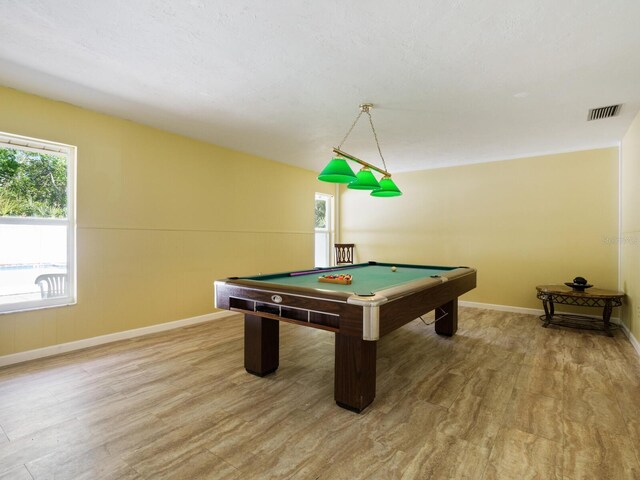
[1,1,639,172]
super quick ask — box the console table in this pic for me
[535,285,624,336]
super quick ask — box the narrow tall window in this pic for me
[314,193,333,267]
[0,132,76,313]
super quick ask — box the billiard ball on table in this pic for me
[391,266,397,272]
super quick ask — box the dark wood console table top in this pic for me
[535,285,624,336]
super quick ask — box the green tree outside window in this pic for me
[0,147,67,218]
[315,199,326,228]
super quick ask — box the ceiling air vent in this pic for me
[588,104,622,121]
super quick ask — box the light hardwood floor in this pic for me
[1,308,640,479]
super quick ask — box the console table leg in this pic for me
[542,298,553,327]
[603,302,614,337]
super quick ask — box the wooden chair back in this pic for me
[335,244,355,265]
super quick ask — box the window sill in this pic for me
[0,299,77,315]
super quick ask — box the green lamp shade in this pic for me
[317,157,357,183]
[371,176,402,197]
[348,168,380,190]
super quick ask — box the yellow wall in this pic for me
[621,111,640,340]
[0,84,626,357]
[0,86,332,356]
[340,148,620,310]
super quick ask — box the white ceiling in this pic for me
[1,1,640,173]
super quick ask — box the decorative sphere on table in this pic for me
[391,266,397,272]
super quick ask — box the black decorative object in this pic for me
[565,276,592,291]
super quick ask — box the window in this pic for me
[0,132,76,313]
[314,193,333,267]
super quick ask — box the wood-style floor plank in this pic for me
[0,308,639,479]
[0,465,32,480]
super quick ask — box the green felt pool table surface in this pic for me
[242,262,459,296]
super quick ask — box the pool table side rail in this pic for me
[214,282,358,333]
[347,267,476,340]
[215,279,354,302]
[239,261,461,282]
[348,267,475,306]
[219,263,472,303]
[214,266,476,341]
[378,269,477,337]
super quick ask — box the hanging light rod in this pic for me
[331,148,391,178]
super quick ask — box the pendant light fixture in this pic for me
[348,167,380,190]
[317,157,357,183]
[371,176,402,197]
[317,104,402,197]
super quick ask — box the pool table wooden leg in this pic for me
[435,298,458,336]
[334,333,376,413]
[244,314,279,376]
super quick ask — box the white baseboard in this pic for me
[460,300,545,317]
[2,301,638,368]
[460,300,640,357]
[618,321,640,357]
[0,310,236,368]
[459,300,621,322]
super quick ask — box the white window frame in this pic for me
[0,131,77,313]
[314,192,335,267]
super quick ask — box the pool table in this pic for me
[214,261,476,412]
